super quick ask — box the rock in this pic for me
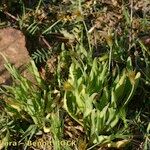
[0,27,30,85]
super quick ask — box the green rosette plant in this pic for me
[63,55,141,148]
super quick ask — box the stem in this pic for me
[83,21,92,53]
[128,0,133,52]
[123,84,135,108]
[108,46,113,72]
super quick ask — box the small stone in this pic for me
[0,27,30,85]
